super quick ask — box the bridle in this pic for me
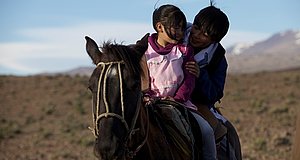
[89,60,149,159]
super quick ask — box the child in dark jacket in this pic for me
[185,5,242,160]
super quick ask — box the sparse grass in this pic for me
[0,119,22,139]
[42,102,56,115]
[74,98,86,115]
[253,137,267,151]
[271,105,289,114]
[74,91,90,115]
[74,135,94,147]
[250,98,269,114]
[1,69,299,160]
[274,136,292,147]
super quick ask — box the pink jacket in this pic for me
[145,34,196,110]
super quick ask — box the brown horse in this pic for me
[85,36,198,160]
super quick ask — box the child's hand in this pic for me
[162,96,175,101]
[185,61,200,77]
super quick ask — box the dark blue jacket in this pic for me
[191,44,227,108]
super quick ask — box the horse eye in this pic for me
[87,85,92,91]
[128,80,140,91]
[87,83,96,92]
[131,83,139,90]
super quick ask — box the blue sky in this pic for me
[1,0,299,75]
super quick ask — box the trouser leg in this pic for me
[191,112,217,160]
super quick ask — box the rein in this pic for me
[89,60,149,158]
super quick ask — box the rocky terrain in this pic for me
[1,67,299,160]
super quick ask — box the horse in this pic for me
[84,36,198,160]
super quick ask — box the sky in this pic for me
[0,0,299,76]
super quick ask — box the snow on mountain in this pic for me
[295,30,300,45]
[227,30,300,55]
[226,30,300,74]
[226,43,254,55]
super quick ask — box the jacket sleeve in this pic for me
[192,56,228,107]
[174,46,196,102]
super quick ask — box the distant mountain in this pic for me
[226,29,300,74]
[62,30,300,76]
[62,66,93,76]
[227,30,300,55]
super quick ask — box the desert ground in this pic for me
[1,68,299,160]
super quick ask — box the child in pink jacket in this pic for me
[145,4,196,110]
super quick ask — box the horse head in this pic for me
[85,36,146,160]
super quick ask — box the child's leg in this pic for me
[191,112,217,160]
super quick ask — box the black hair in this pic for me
[152,4,187,40]
[193,5,229,42]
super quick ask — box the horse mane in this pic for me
[100,41,142,77]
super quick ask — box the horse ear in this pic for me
[132,33,149,60]
[85,36,102,65]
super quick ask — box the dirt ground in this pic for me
[1,68,299,160]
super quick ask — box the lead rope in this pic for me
[88,62,105,137]
[89,61,129,137]
[126,95,149,159]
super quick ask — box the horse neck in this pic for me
[134,104,177,160]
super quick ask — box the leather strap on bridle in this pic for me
[126,54,151,158]
[140,54,150,92]
[89,60,149,159]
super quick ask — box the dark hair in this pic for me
[193,6,229,42]
[152,4,187,40]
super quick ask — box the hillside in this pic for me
[226,30,300,74]
[1,69,300,160]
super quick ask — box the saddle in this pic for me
[151,99,196,160]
